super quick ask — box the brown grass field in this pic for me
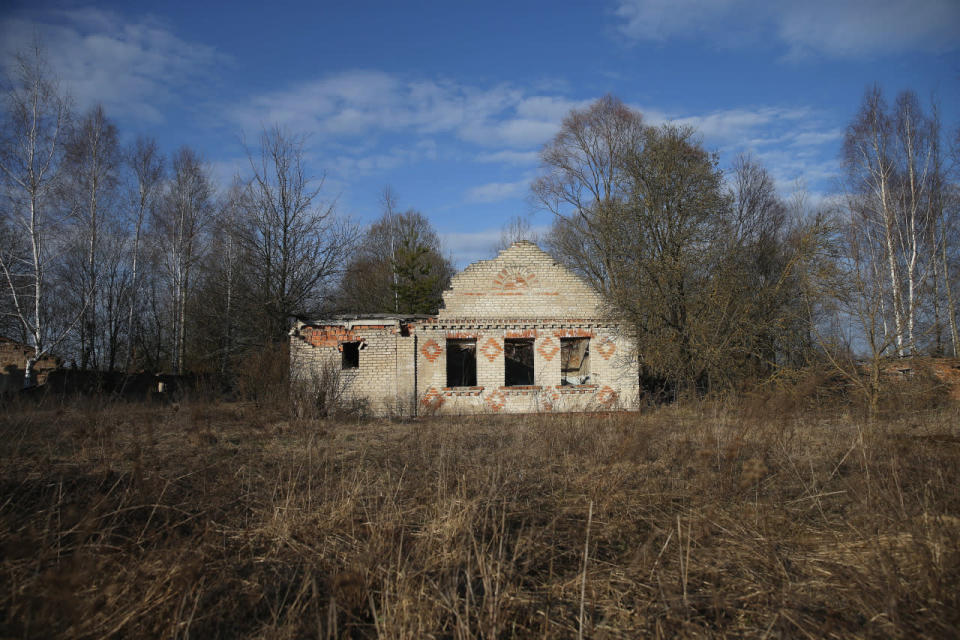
[2,385,959,638]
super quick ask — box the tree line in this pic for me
[533,93,960,404]
[0,48,451,385]
[2,46,958,403]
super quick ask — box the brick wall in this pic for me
[0,338,61,394]
[291,242,640,416]
[438,241,604,319]
[291,322,418,417]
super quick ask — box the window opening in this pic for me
[560,338,590,385]
[504,338,535,386]
[446,339,477,387]
[341,342,360,369]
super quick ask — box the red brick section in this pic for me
[485,390,506,412]
[479,337,503,361]
[442,386,484,396]
[420,339,443,363]
[505,329,537,339]
[492,267,538,291]
[541,386,561,411]
[421,387,445,409]
[303,326,359,347]
[596,385,618,407]
[596,337,617,359]
[554,329,594,338]
[445,331,478,339]
[537,336,559,360]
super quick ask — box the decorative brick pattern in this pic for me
[492,266,538,292]
[505,329,537,339]
[541,386,561,411]
[559,384,599,395]
[596,337,616,360]
[554,328,594,338]
[421,386,445,410]
[485,389,506,412]
[442,386,484,396]
[292,242,641,416]
[420,339,442,363]
[595,385,618,408]
[537,336,559,361]
[479,337,503,362]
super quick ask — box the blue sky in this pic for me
[2,0,958,266]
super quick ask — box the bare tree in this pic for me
[195,178,249,374]
[537,96,830,393]
[153,147,213,374]
[843,86,941,356]
[492,214,540,254]
[533,94,646,293]
[241,125,356,341]
[63,104,121,370]
[124,136,164,370]
[0,46,77,386]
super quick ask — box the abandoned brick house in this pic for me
[290,241,639,415]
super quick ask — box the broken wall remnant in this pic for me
[0,337,61,394]
[290,241,639,415]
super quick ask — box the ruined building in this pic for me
[290,241,639,415]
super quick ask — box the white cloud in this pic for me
[331,139,439,175]
[0,8,228,122]
[228,71,583,150]
[440,228,504,267]
[465,179,529,204]
[671,106,811,142]
[476,150,541,165]
[613,0,960,57]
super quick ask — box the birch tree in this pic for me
[154,147,212,374]
[124,136,164,370]
[63,104,121,370]
[0,46,76,386]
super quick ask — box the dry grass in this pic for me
[1,394,959,638]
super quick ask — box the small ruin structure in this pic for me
[0,337,61,395]
[290,241,639,415]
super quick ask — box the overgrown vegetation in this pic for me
[2,386,958,638]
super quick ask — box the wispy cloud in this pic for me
[670,106,811,142]
[613,0,960,58]
[440,228,504,267]
[227,71,584,149]
[0,8,228,122]
[465,179,529,204]
[476,150,541,165]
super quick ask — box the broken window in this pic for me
[341,342,360,369]
[446,339,477,387]
[560,338,590,385]
[504,339,535,386]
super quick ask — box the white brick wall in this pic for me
[292,241,640,416]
